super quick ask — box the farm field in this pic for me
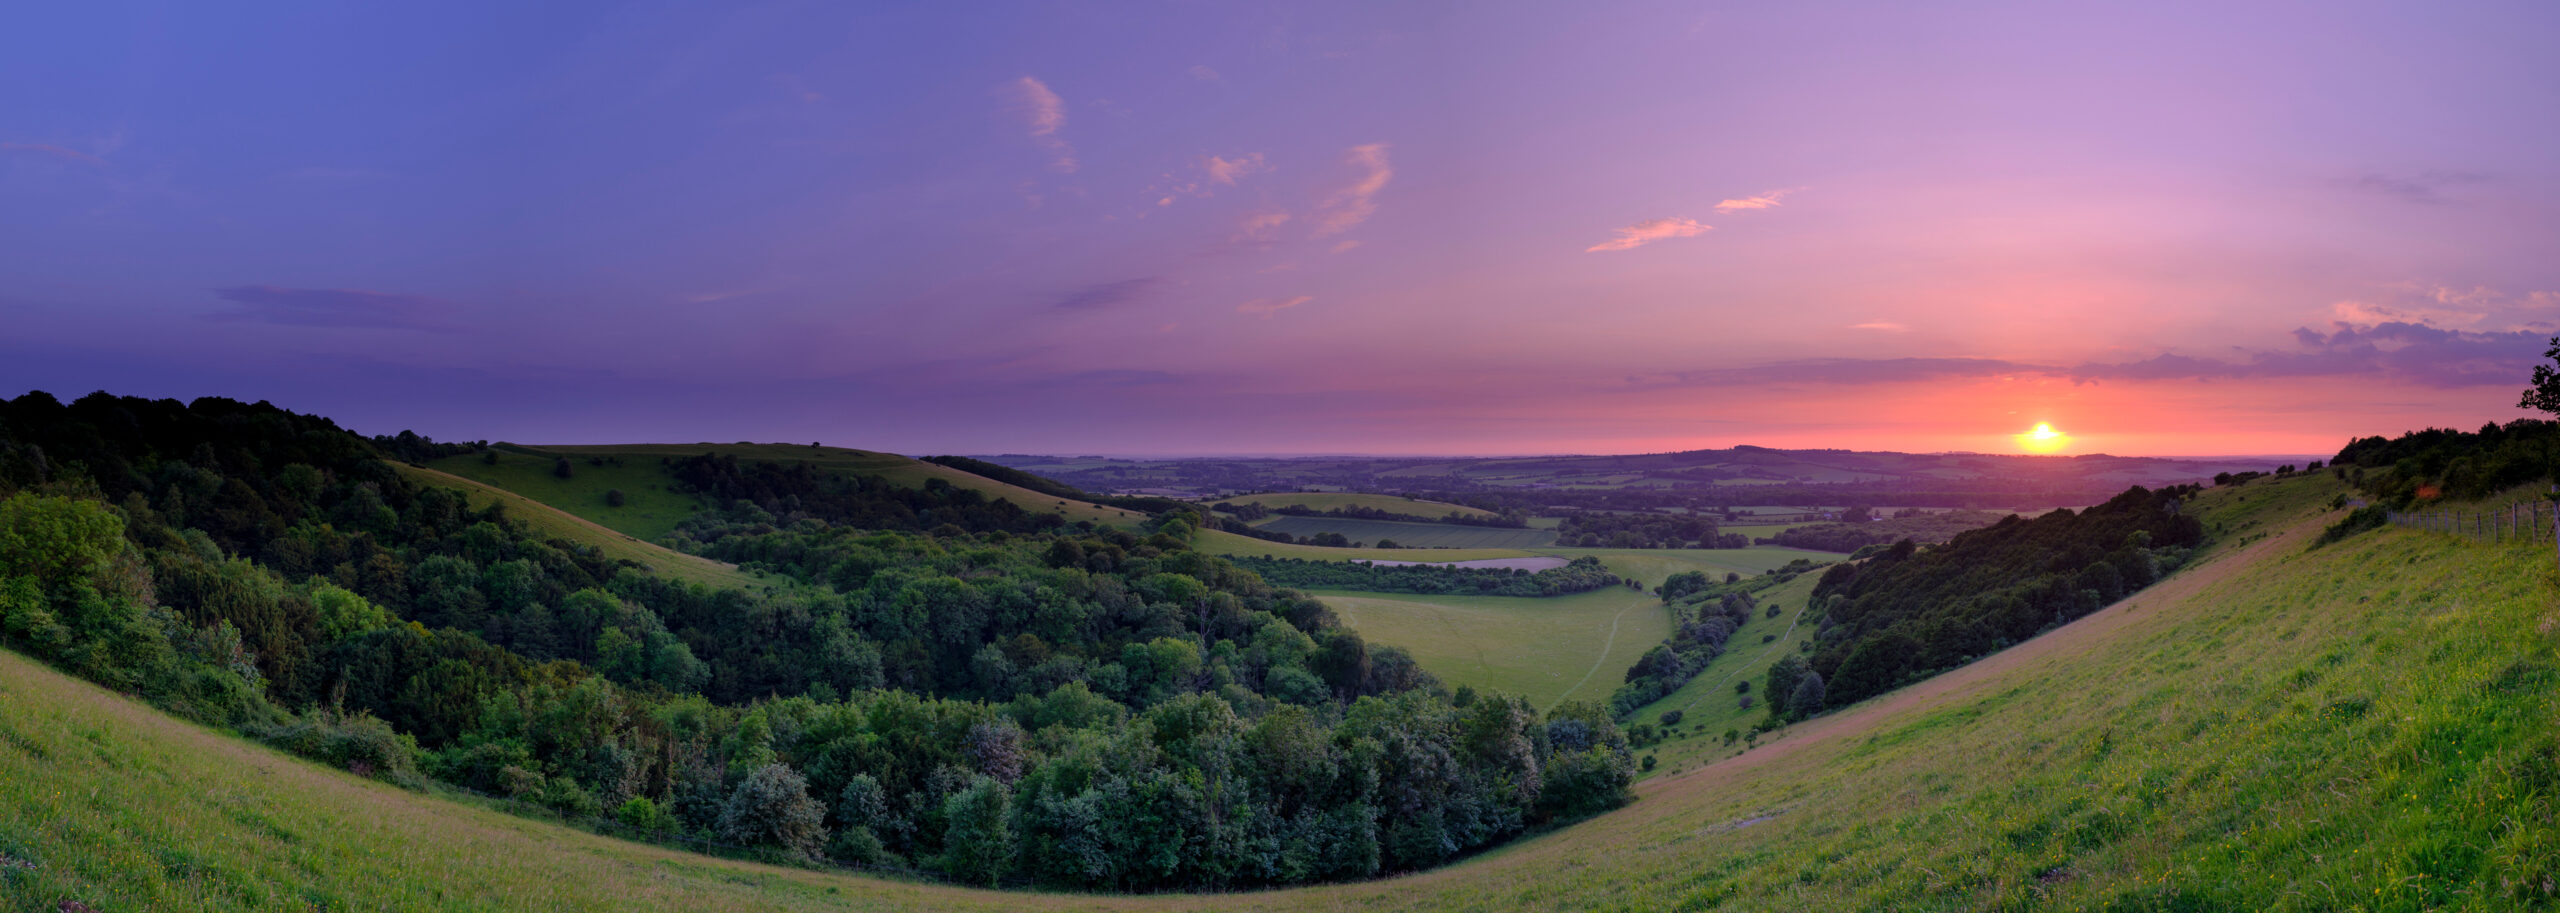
[8,473,2554,909]
[1253,516,1558,549]
[1208,491,1498,519]
[394,464,766,589]
[1314,586,1674,712]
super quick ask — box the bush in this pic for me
[2315,504,2390,546]
[253,708,420,782]
[1658,709,1683,726]
[604,489,627,508]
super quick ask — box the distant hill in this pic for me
[988,447,2310,509]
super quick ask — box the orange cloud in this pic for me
[1586,217,1708,252]
[1849,321,1911,332]
[1313,144,1391,236]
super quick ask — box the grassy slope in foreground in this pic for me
[5,473,2556,909]
[394,464,764,590]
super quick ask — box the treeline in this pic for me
[2333,419,2560,505]
[1226,555,1625,597]
[668,453,1067,537]
[1554,511,1746,549]
[1609,560,1825,718]
[1806,486,2204,707]
[920,454,1187,514]
[1767,510,2010,552]
[0,392,1635,891]
[1215,499,1529,529]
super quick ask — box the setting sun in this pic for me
[2014,422,2073,454]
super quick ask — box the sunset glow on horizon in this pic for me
[3,3,2555,457]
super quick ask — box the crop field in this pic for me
[1252,516,1558,549]
[8,473,2557,910]
[1208,491,1498,519]
[395,464,766,589]
[1315,586,1674,712]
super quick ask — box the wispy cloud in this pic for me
[0,142,105,166]
[1647,321,2547,392]
[1312,144,1391,236]
[1713,188,1797,212]
[1008,76,1077,173]
[1188,65,1222,82]
[1235,210,1292,242]
[1237,295,1311,317]
[1585,217,1708,253]
[1052,277,1161,310]
[208,286,458,331]
[1330,240,1364,254]
[1849,321,1910,332]
[1204,152,1266,185]
[2337,169,2489,205]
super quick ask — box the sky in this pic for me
[5,1,2558,457]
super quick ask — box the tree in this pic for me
[1764,655,1806,717]
[938,775,1014,886]
[604,489,627,507]
[1788,670,1827,717]
[2522,335,2560,416]
[552,457,574,479]
[717,763,829,859]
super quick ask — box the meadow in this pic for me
[6,472,2555,909]
[392,464,766,589]
[1314,586,1674,712]
[425,444,1146,538]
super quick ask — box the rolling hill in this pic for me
[10,471,2550,908]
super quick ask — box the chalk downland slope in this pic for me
[394,463,765,590]
[5,473,2555,909]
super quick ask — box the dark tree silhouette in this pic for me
[2521,336,2560,416]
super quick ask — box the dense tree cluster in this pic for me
[1552,512,1744,549]
[1766,510,2010,552]
[1806,486,2203,707]
[2332,419,2560,505]
[0,392,1634,890]
[667,453,1067,537]
[1226,556,1624,597]
[1214,500,1530,529]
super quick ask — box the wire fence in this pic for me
[2386,499,2560,545]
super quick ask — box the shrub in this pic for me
[1659,709,1684,727]
[604,489,627,508]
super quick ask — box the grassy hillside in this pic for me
[426,444,1145,537]
[1316,586,1674,712]
[8,472,2556,909]
[393,464,765,590]
[1192,528,1536,562]
[1254,516,1558,549]
[1210,492,1499,519]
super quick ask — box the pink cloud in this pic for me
[1313,144,1391,236]
[1204,152,1266,185]
[1585,217,1708,252]
[1237,295,1312,317]
[1235,210,1292,241]
[1713,188,1797,212]
[0,142,104,166]
[1008,76,1076,172]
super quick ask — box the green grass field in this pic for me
[7,472,2556,909]
[395,464,766,590]
[1252,516,1558,549]
[1191,528,1536,562]
[1315,586,1673,713]
[427,444,1147,538]
[1208,491,1498,520]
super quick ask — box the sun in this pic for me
[2013,422,2072,454]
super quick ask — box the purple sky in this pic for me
[6,1,2559,456]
